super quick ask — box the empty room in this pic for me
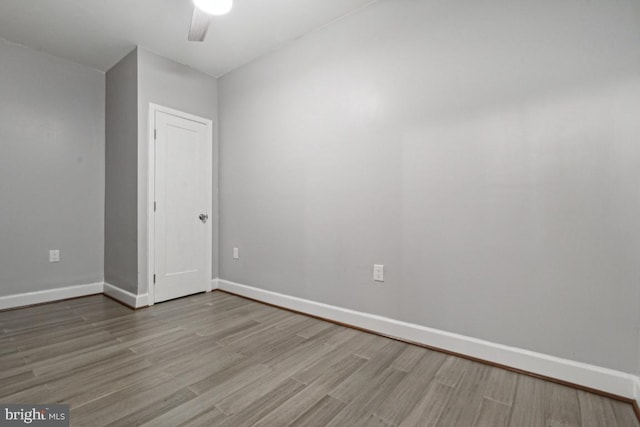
[1,0,639,425]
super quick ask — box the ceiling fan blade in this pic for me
[188,7,212,42]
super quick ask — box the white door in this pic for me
[153,109,211,303]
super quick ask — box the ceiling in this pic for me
[0,0,375,77]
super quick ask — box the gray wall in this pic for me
[105,48,138,294]
[219,0,640,373]
[137,48,219,294]
[0,39,105,296]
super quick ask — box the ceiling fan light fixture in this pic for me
[193,0,233,16]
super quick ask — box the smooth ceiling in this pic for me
[0,0,375,76]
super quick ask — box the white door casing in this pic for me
[148,104,212,304]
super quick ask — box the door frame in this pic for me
[147,103,213,305]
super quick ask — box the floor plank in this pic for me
[288,395,347,427]
[578,390,619,427]
[398,381,455,427]
[611,400,640,427]
[216,378,306,426]
[545,382,582,427]
[508,375,546,427]
[374,351,447,424]
[436,362,492,426]
[483,367,518,406]
[473,398,512,427]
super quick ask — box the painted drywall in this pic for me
[105,48,139,294]
[0,39,105,296]
[219,0,640,373]
[137,47,219,295]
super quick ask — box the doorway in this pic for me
[148,104,213,303]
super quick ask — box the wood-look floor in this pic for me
[0,292,638,426]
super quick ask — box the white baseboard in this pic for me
[104,282,148,308]
[211,278,220,290]
[218,279,640,401]
[0,282,104,311]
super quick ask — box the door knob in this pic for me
[199,213,208,223]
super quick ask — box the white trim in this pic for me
[147,103,155,306]
[104,282,149,308]
[218,279,640,400]
[147,103,214,305]
[0,282,104,311]
[211,278,220,290]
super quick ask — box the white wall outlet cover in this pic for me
[49,250,60,263]
[373,264,384,282]
[233,247,239,260]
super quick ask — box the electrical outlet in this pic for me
[49,250,60,263]
[233,247,239,260]
[373,264,384,282]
